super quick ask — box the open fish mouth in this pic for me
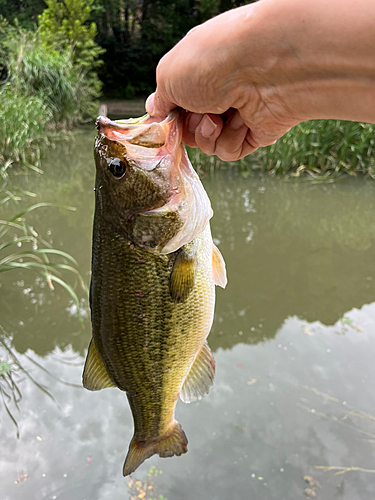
[96,113,174,171]
[96,112,213,254]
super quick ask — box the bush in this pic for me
[256,120,375,178]
[0,83,51,167]
[15,45,98,126]
[189,119,375,179]
[0,12,102,166]
[2,22,100,126]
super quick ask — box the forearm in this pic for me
[236,0,375,123]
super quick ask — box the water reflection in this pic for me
[207,174,375,350]
[2,304,375,500]
[1,134,375,499]
[2,141,375,356]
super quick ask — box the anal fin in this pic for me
[82,338,116,391]
[180,341,215,403]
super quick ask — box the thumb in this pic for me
[145,91,176,118]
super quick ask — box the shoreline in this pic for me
[99,99,146,119]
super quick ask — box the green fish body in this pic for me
[83,112,226,476]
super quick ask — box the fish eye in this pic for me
[108,158,127,179]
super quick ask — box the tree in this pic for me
[38,0,104,72]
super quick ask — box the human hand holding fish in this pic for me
[146,0,375,161]
[83,111,227,476]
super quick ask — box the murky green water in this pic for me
[2,132,375,500]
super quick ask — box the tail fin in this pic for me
[123,421,188,476]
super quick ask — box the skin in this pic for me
[146,0,375,161]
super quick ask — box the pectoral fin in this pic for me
[82,338,116,391]
[212,244,227,288]
[169,246,197,303]
[180,341,215,403]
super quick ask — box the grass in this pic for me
[0,188,87,433]
[0,83,51,170]
[296,384,375,483]
[189,119,375,180]
[0,126,88,435]
[0,181,88,318]
[0,329,59,438]
[314,466,375,475]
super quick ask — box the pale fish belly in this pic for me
[158,223,216,424]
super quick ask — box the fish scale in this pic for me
[92,219,215,440]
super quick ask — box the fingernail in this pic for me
[229,113,244,130]
[145,93,155,115]
[199,114,217,138]
[188,113,203,133]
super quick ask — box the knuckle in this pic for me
[216,147,240,162]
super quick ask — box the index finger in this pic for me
[145,91,176,119]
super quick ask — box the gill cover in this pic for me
[96,112,213,254]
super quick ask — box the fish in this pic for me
[82,110,227,476]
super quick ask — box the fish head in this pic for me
[94,112,212,253]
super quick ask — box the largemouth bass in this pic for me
[83,111,227,476]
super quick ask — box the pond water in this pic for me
[1,131,375,500]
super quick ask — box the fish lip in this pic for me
[96,111,181,151]
[96,114,180,172]
[96,110,179,129]
[96,114,150,132]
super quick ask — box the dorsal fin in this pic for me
[82,338,116,391]
[180,341,215,403]
[212,244,227,288]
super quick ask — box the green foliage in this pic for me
[1,0,256,98]
[38,0,104,72]
[91,0,256,97]
[126,466,168,500]
[0,83,51,168]
[16,45,99,125]
[0,9,102,166]
[189,120,375,180]
[0,361,10,375]
[38,0,104,117]
[256,120,375,179]
[0,0,45,28]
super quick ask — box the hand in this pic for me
[145,3,300,161]
[146,0,375,161]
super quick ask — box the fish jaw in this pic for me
[145,148,213,254]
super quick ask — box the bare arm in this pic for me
[146,0,375,161]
